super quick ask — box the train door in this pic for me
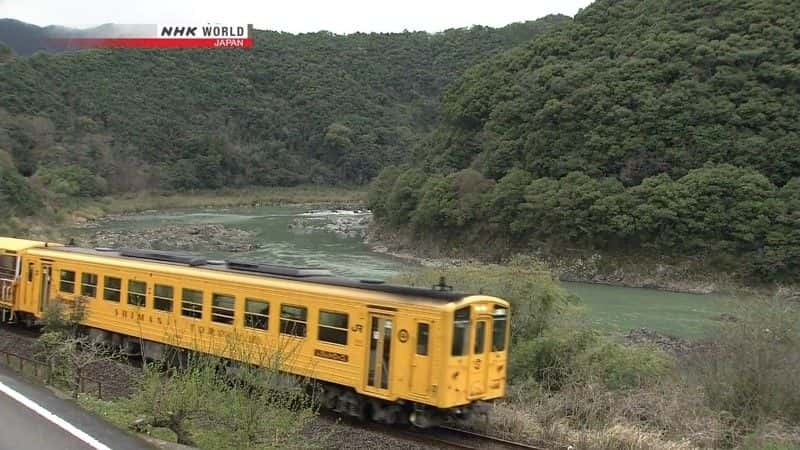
[468,315,491,398]
[365,314,394,394]
[24,261,37,309]
[39,264,52,313]
[410,321,431,396]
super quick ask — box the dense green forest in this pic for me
[370,0,800,282]
[0,15,567,201]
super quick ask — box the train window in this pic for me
[103,276,121,302]
[280,304,307,337]
[154,284,174,312]
[318,311,348,345]
[244,299,269,330]
[181,289,203,319]
[417,323,429,356]
[451,307,470,356]
[212,294,235,325]
[128,280,146,307]
[492,306,508,352]
[81,273,98,298]
[417,323,430,356]
[59,270,75,294]
[474,321,486,354]
[0,255,15,279]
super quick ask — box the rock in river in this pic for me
[77,224,259,252]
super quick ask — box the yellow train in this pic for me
[0,236,509,426]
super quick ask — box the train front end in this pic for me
[411,294,510,427]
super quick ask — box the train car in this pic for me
[0,236,509,427]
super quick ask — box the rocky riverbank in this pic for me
[75,224,260,253]
[623,328,704,357]
[363,222,786,296]
[288,209,371,239]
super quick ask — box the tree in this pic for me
[128,351,315,448]
[412,175,454,229]
[675,164,776,254]
[483,168,532,238]
[35,297,117,398]
[368,166,403,219]
[0,149,42,216]
[385,168,427,226]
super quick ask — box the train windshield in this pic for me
[451,306,471,356]
[492,306,508,352]
[0,255,16,279]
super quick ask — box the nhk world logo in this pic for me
[49,24,253,49]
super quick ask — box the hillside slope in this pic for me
[370,0,800,282]
[0,16,568,193]
[423,0,800,185]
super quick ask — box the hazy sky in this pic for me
[1,0,593,33]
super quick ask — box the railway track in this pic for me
[415,426,552,449]
[325,410,556,450]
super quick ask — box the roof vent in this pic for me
[119,249,207,266]
[226,261,332,277]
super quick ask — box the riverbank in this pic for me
[48,191,794,298]
[66,185,367,223]
[365,222,796,297]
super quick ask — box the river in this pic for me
[71,205,734,339]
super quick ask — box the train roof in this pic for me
[0,237,60,253]
[26,243,468,303]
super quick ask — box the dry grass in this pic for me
[473,373,800,450]
[466,376,773,449]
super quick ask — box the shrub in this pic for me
[574,341,673,390]
[509,327,672,390]
[127,352,317,449]
[695,298,800,426]
[34,165,108,198]
[508,328,599,388]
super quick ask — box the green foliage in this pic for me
[127,354,316,449]
[367,166,403,219]
[412,169,494,230]
[37,297,85,336]
[509,327,673,390]
[385,168,427,225]
[0,149,41,215]
[368,0,800,283]
[756,178,800,279]
[34,165,108,197]
[483,168,532,237]
[373,162,798,281]
[508,328,599,388]
[35,297,116,398]
[574,342,673,390]
[0,17,567,192]
[431,0,800,186]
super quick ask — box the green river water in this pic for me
[74,205,735,340]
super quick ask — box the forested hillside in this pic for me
[0,15,567,202]
[370,0,800,282]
